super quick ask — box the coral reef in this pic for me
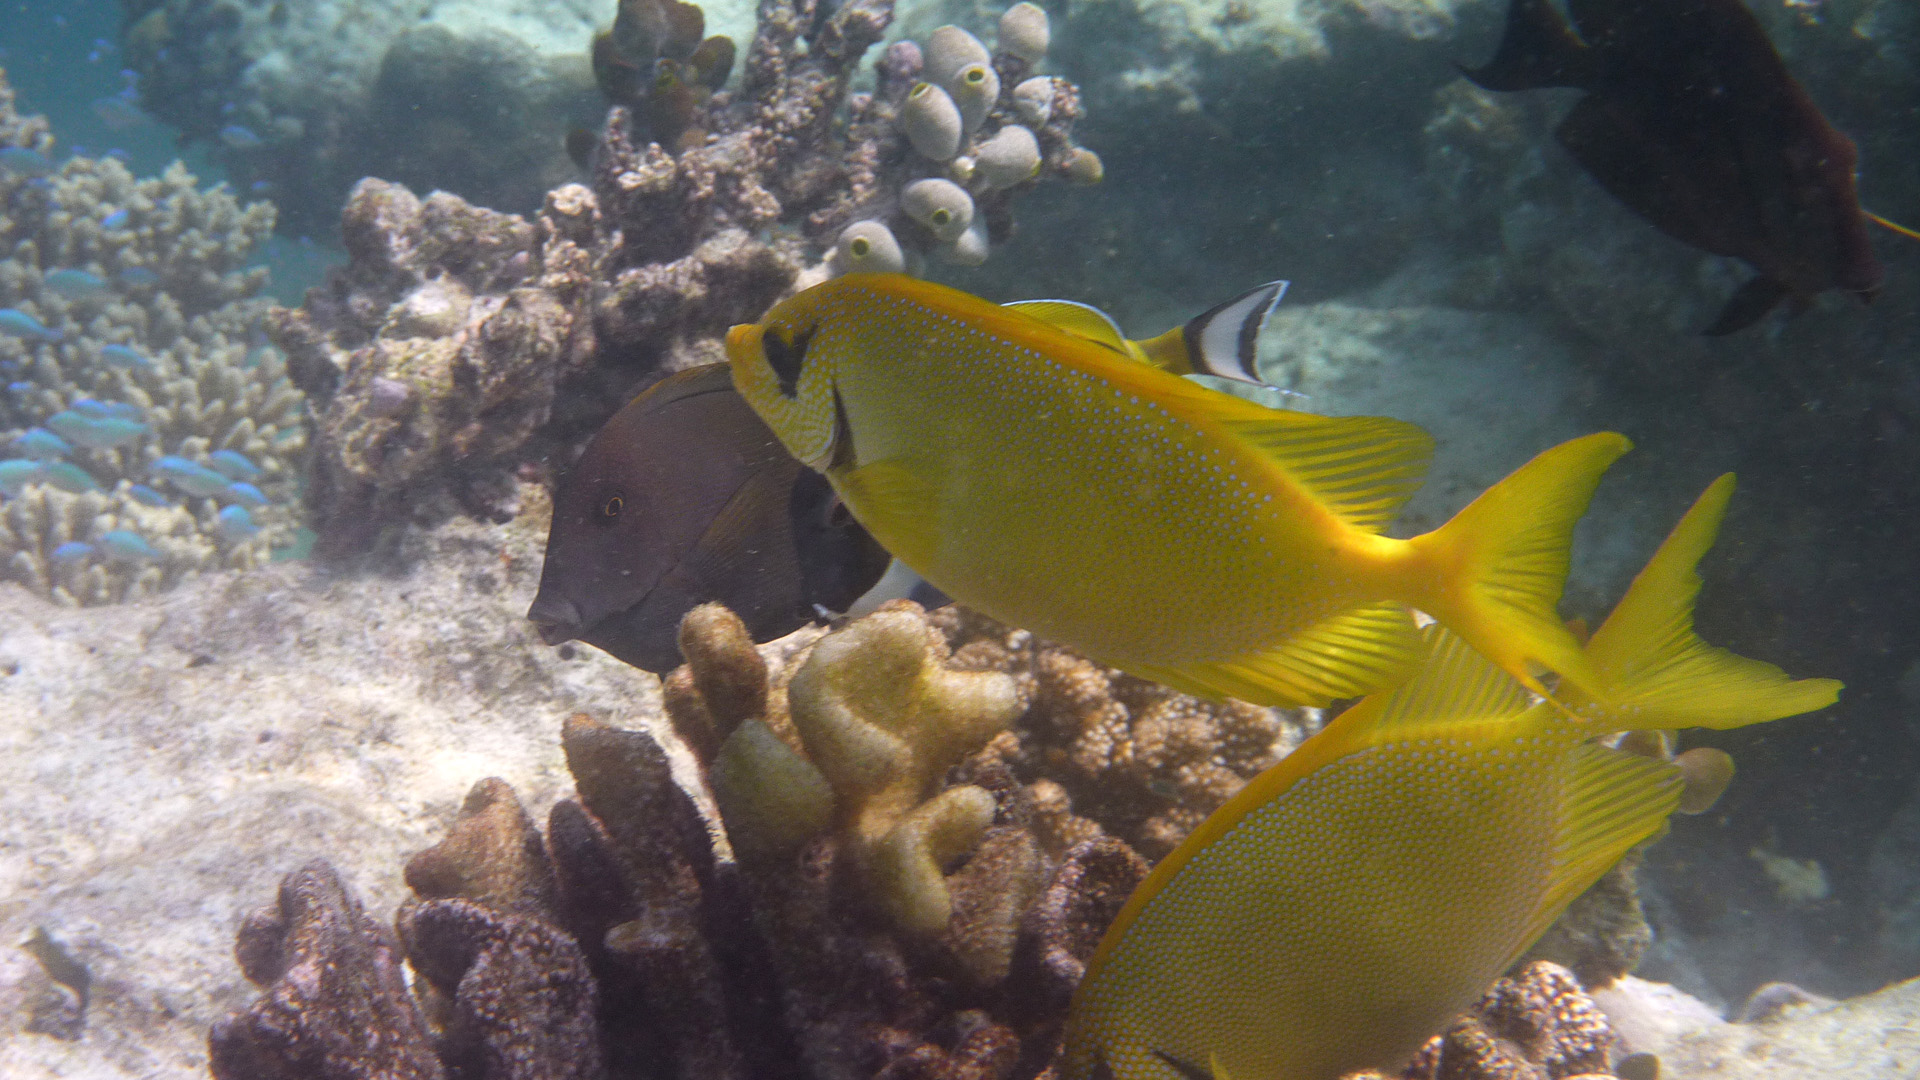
[269,178,597,556]
[274,0,1099,554]
[1390,961,1621,1080]
[0,72,306,605]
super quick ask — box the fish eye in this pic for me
[601,494,624,520]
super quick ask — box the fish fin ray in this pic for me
[1141,601,1423,708]
[1408,433,1628,698]
[1340,623,1535,739]
[1580,474,1843,729]
[1005,299,1137,357]
[1459,0,1597,91]
[1177,280,1289,386]
[1218,413,1435,532]
[635,361,740,409]
[1521,742,1681,945]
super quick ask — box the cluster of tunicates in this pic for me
[830,3,1104,276]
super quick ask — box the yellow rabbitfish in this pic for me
[726,272,1622,707]
[1061,474,1841,1080]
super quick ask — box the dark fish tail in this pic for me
[1460,0,1599,91]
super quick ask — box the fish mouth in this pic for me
[526,594,584,645]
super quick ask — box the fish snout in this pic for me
[527,593,584,645]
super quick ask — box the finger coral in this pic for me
[0,73,307,605]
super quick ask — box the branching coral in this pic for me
[0,72,306,605]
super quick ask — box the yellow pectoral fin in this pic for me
[1134,601,1423,708]
[1217,413,1435,533]
[832,458,946,569]
[1517,742,1682,950]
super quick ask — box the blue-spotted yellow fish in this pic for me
[1061,474,1841,1080]
[726,273,1624,707]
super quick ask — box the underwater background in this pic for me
[0,0,1917,1076]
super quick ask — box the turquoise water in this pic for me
[1,0,1917,1076]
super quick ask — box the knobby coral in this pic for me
[0,72,306,604]
[213,602,1658,1080]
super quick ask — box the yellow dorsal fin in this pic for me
[1581,474,1842,730]
[1517,742,1680,948]
[1336,623,1536,740]
[1132,600,1422,708]
[1218,412,1434,532]
[1004,299,1143,360]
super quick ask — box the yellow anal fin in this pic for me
[1219,412,1434,533]
[1583,474,1842,730]
[1136,600,1422,708]
[832,458,943,569]
[1337,623,1536,741]
[1519,742,1681,949]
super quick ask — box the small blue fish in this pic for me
[218,124,263,150]
[217,504,261,540]
[43,269,110,301]
[71,398,111,418]
[45,410,148,450]
[100,344,152,368]
[249,180,274,196]
[208,449,261,480]
[91,90,144,130]
[0,459,47,496]
[0,146,54,176]
[152,455,233,497]
[117,266,159,288]
[104,148,131,163]
[45,461,102,494]
[99,529,160,561]
[102,401,144,421]
[127,483,171,507]
[8,381,34,394]
[50,541,94,564]
[0,308,62,342]
[101,209,130,229]
[12,428,71,459]
[224,481,268,508]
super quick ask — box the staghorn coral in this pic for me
[0,72,306,605]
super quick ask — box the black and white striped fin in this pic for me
[1180,280,1288,386]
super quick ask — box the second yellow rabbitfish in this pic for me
[1060,474,1841,1080]
[726,272,1621,707]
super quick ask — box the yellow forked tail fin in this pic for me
[1578,474,1842,730]
[1407,432,1631,699]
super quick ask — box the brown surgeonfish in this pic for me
[1462,0,1883,335]
[528,363,891,672]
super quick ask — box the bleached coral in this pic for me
[0,73,306,606]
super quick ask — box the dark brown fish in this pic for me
[1463,0,1883,334]
[529,363,891,672]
